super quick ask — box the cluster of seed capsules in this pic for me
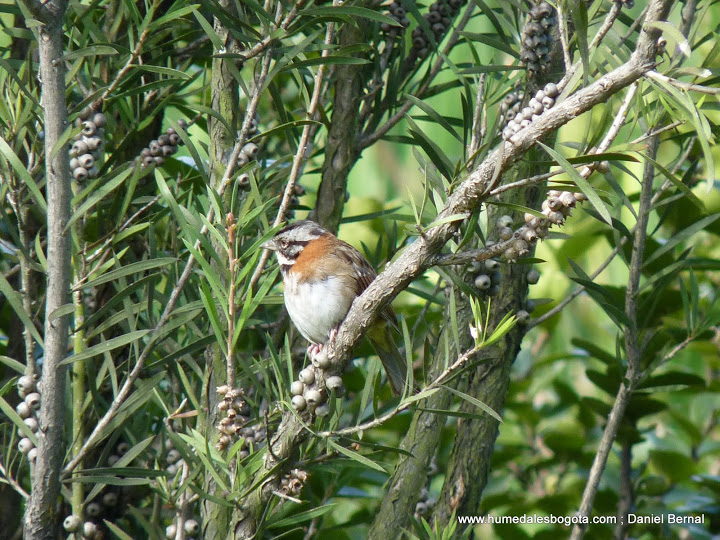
[63,440,130,538]
[214,385,267,453]
[520,2,557,75]
[69,108,105,182]
[290,358,345,418]
[380,2,411,33]
[15,375,40,461]
[165,518,200,540]
[279,468,309,497]
[501,82,559,140]
[139,120,187,168]
[409,0,468,59]
[414,486,437,520]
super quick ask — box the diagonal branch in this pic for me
[237,2,673,535]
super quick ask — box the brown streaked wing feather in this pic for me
[330,239,399,331]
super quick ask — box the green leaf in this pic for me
[406,94,463,143]
[0,271,43,346]
[327,439,387,474]
[0,394,38,444]
[0,355,25,373]
[67,168,134,231]
[129,65,192,79]
[80,257,177,290]
[443,385,502,422]
[59,45,120,62]
[103,520,135,540]
[643,213,720,267]
[0,136,47,211]
[302,6,401,27]
[60,330,150,365]
[538,142,612,224]
[281,56,369,71]
[268,503,338,529]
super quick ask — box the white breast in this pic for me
[284,273,353,344]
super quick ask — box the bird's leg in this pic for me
[328,326,339,343]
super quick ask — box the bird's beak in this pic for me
[261,239,277,251]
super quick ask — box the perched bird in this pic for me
[262,220,407,395]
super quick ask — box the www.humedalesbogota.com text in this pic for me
[457,513,705,527]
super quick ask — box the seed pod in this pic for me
[241,142,259,160]
[431,22,445,35]
[514,239,529,254]
[574,192,588,202]
[25,392,41,410]
[142,156,155,167]
[485,259,499,271]
[78,154,94,169]
[169,133,181,145]
[544,82,559,98]
[290,381,305,396]
[325,375,345,396]
[516,310,530,323]
[559,191,576,207]
[498,227,513,241]
[85,502,101,517]
[17,375,35,394]
[304,389,324,407]
[503,247,518,262]
[167,448,181,463]
[527,269,540,284]
[92,113,106,127]
[312,349,331,369]
[522,228,539,243]
[116,441,130,455]
[24,417,39,433]
[162,145,176,156]
[16,401,31,419]
[149,140,161,155]
[547,211,564,224]
[153,156,165,166]
[291,395,306,411]
[72,140,89,156]
[299,368,315,385]
[19,437,34,454]
[497,215,513,228]
[64,515,82,533]
[157,134,170,146]
[83,521,99,539]
[548,197,563,211]
[184,519,200,535]
[81,121,97,136]
[474,274,492,290]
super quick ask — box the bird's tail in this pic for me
[367,322,408,396]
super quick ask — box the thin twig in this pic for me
[97,0,158,106]
[556,3,573,74]
[569,134,658,540]
[0,461,29,499]
[469,74,487,158]
[359,3,475,148]
[319,345,494,437]
[249,12,338,289]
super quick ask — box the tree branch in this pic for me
[23,2,71,538]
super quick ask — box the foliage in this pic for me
[0,0,719,538]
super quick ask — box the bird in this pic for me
[262,220,408,395]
